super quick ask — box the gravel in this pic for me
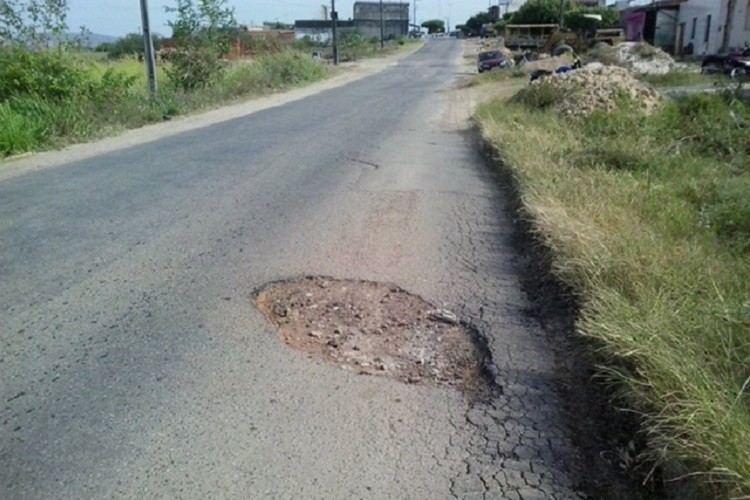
[515,64,662,116]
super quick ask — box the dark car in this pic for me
[477,51,508,73]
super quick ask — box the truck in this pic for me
[504,22,624,56]
[503,24,559,51]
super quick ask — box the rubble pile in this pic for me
[514,64,662,116]
[590,41,676,75]
[522,54,575,73]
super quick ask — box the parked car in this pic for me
[477,51,508,73]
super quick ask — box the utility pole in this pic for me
[139,0,157,97]
[331,0,339,65]
[413,0,418,31]
[380,0,385,48]
[559,0,565,27]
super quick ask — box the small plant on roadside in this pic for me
[512,79,562,110]
[0,46,87,100]
[164,0,237,90]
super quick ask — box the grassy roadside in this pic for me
[474,82,750,496]
[0,40,420,159]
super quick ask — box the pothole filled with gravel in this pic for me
[252,277,493,395]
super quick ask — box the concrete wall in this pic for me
[295,27,333,43]
[294,21,357,43]
[677,0,749,54]
[353,2,410,22]
[727,0,750,49]
[354,19,409,39]
[678,0,724,54]
[296,2,410,43]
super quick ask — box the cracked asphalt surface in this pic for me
[2,40,624,498]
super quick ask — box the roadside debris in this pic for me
[588,41,675,75]
[514,64,662,116]
[426,309,459,324]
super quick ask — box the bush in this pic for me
[0,100,48,155]
[0,46,87,100]
[165,46,228,90]
[218,51,328,97]
[98,33,163,59]
[512,79,564,109]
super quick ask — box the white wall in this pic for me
[728,0,750,49]
[295,28,332,43]
[678,0,750,54]
[678,0,723,54]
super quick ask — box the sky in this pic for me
[65,0,516,38]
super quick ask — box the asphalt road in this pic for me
[3,41,599,499]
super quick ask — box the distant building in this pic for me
[617,0,749,56]
[295,2,409,42]
[677,0,748,55]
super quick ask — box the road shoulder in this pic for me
[0,44,423,183]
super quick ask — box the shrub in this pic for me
[0,100,48,155]
[511,79,563,109]
[165,46,227,90]
[0,46,87,100]
[99,32,163,59]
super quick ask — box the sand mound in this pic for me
[589,42,676,75]
[513,64,662,116]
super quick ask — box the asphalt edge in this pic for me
[0,42,425,183]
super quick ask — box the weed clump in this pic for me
[476,87,750,496]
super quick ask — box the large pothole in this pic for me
[252,277,493,395]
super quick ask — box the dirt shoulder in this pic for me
[0,44,423,183]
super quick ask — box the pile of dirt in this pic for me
[521,54,575,73]
[514,64,662,116]
[589,41,676,75]
[253,277,492,395]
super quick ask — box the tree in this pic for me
[421,19,445,34]
[564,7,620,33]
[164,0,237,90]
[166,0,236,52]
[509,0,564,25]
[463,11,494,36]
[0,0,68,46]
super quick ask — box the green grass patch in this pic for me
[639,69,729,88]
[472,66,528,86]
[476,89,750,496]
[0,46,333,158]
